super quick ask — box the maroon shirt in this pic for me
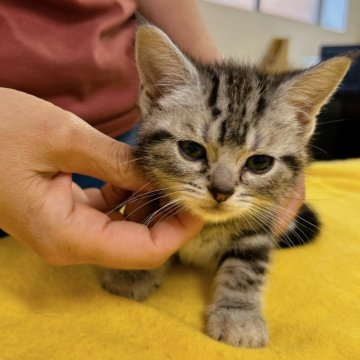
[0,0,139,137]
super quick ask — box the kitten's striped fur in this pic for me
[102,26,353,347]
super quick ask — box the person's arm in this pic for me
[0,88,202,269]
[137,0,222,63]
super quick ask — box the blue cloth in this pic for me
[72,127,138,189]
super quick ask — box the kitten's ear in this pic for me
[284,56,352,137]
[136,25,197,101]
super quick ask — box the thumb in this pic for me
[52,114,147,191]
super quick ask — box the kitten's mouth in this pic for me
[192,202,245,223]
[199,203,226,212]
[199,203,229,213]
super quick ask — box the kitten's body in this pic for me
[102,26,353,347]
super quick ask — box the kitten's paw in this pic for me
[101,270,162,301]
[207,306,268,348]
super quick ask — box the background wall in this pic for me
[198,0,360,67]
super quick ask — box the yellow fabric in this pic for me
[0,160,359,360]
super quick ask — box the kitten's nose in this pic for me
[209,164,235,203]
[208,186,234,203]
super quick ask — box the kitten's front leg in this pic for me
[207,236,271,348]
[102,262,170,301]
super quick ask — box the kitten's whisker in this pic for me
[120,157,145,165]
[147,202,183,228]
[144,199,184,227]
[122,191,183,222]
[182,185,204,194]
[143,199,181,226]
[106,185,183,215]
[151,203,192,231]
[238,202,297,248]
[106,190,160,215]
[106,181,152,215]
[258,200,321,231]
[317,117,357,126]
[243,209,275,243]
[249,203,309,247]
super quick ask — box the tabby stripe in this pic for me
[221,275,261,291]
[281,155,301,173]
[219,246,270,266]
[208,70,222,118]
[255,81,267,116]
[216,302,256,311]
[208,71,220,108]
[141,130,174,147]
[211,107,221,118]
[218,119,227,145]
[237,122,249,146]
[256,95,266,115]
[226,71,234,86]
[241,106,247,118]
[249,262,267,275]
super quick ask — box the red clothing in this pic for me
[0,0,139,137]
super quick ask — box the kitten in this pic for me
[102,25,353,347]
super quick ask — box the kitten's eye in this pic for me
[245,155,274,174]
[178,141,206,161]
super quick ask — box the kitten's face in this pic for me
[136,78,303,223]
[135,26,351,223]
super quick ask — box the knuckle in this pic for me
[55,113,80,149]
[110,142,133,176]
[40,108,73,139]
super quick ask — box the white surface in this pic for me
[260,0,320,24]
[204,0,257,11]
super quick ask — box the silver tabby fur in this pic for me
[102,26,353,347]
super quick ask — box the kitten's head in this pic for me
[135,25,352,223]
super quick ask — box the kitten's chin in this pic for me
[190,205,247,224]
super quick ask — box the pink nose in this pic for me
[208,187,234,203]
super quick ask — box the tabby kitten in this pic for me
[102,25,353,347]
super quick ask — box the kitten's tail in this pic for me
[277,204,320,248]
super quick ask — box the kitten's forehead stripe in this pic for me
[208,69,221,119]
[241,107,246,118]
[219,119,228,145]
[212,107,221,118]
[237,122,248,146]
[256,93,267,116]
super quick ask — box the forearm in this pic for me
[137,0,222,63]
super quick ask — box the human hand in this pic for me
[0,88,202,269]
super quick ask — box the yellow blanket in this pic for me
[1,160,359,360]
